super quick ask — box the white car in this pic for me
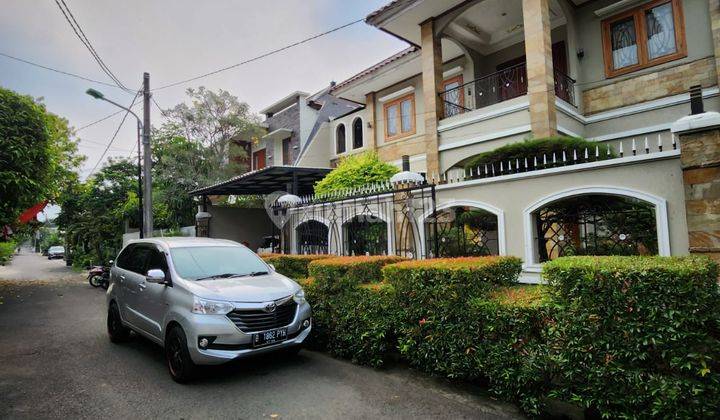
[106,237,311,382]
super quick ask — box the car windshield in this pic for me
[169,246,269,281]
[49,246,64,252]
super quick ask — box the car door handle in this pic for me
[119,275,125,283]
[138,283,146,291]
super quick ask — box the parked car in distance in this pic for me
[106,237,311,382]
[47,245,65,260]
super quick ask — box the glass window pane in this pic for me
[170,246,269,280]
[400,99,412,132]
[646,2,677,60]
[610,17,639,70]
[386,104,398,136]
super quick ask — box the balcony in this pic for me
[440,62,576,118]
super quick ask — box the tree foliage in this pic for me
[161,87,262,180]
[0,86,84,228]
[314,152,398,196]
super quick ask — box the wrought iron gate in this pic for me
[275,182,437,258]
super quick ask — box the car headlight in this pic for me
[192,296,234,315]
[293,288,305,304]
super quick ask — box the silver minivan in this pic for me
[106,237,311,382]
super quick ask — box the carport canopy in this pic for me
[189,166,331,197]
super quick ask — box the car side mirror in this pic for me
[268,264,276,272]
[108,260,114,266]
[146,269,167,284]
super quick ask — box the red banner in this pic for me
[18,200,48,224]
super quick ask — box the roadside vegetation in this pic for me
[277,254,720,418]
[55,87,262,268]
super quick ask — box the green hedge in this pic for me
[299,255,720,417]
[308,255,406,293]
[462,136,615,171]
[259,254,333,279]
[0,241,16,265]
[544,256,720,418]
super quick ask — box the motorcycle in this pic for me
[88,260,112,289]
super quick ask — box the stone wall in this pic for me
[583,57,717,115]
[679,127,720,264]
[265,101,300,165]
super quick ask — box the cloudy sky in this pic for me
[1,0,406,220]
[1,0,405,177]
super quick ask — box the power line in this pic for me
[86,91,141,177]
[0,51,127,90]
[53,0,131,92]
[152,18,364,91]
[75,102,141,132]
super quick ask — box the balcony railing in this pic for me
[440,62,576,118]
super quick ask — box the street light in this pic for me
[86,88,145,239]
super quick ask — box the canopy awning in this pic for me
[189,166,331,196]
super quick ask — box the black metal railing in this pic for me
[439,62,576,117]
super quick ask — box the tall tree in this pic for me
[161,87,262,181]
[0,86,84,228]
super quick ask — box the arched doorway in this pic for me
[532,194,659,262]
[295,220,329,255]
[343,215,388,256]
[426,205,500,257]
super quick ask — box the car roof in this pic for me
[126,237,242,250]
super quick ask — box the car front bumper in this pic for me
[183,301,312,365]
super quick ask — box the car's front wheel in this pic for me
[165,326,197,383]
[107,303,131,343]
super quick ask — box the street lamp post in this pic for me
[86,88,147,239]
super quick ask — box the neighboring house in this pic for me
[196,0,720,282]
[249,89,361,170]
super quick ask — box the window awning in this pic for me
[189,166,331,196]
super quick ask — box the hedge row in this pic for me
[259,254,333,279]
[0,241,16,265]
[297,254,720,417]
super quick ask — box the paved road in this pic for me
[0,248,79,281]
[0,254,523,419]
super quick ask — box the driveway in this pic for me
[0,248,80,281]
[0,259,523,419]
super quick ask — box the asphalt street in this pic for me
[0,252,523,419]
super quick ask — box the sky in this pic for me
[1,0,406,220]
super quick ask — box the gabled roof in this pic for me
[329,46,419,94]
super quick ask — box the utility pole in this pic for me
[142,72,153,238]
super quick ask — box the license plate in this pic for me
[252,327,288,347]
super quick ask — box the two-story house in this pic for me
[195,0,720,282]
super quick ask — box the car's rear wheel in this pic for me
[165,326,197,383]
[107,303,131,343]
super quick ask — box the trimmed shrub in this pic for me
[308,255,406,293]
[462,136,615,171]
[383,257,522,316]
[259,254,333,279]
[469,286,556,414]
[317,282,399,367]
[0,241,16,265]
[544,256,720,418]
[313,152,398,197]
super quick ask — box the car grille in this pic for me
[226,298,297,333]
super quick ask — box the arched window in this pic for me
[352,117,363,149]
[336,124,346,154]
[425,206,500,257]
[343,215,387,256]
[296,220,329,255]
[532,194,658,262]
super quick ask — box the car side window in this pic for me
[146,248,168,273]
[126,246,153,274]
[116,245,135,270]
